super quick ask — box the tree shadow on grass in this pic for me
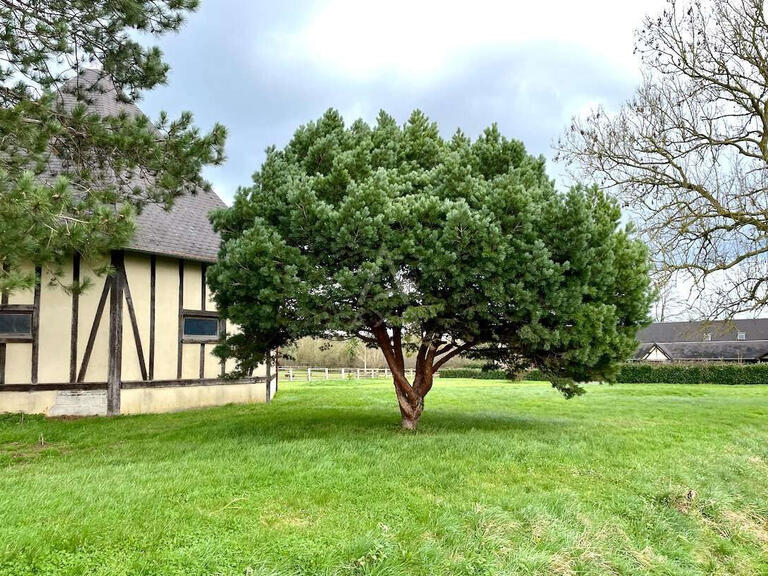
[143,403,570,448]
[0,398,573,460]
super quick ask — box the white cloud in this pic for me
[270,0,666,84]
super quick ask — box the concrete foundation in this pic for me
[121,381,269,414]
[0,377,275,417]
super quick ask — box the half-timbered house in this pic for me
[0,71,276,416]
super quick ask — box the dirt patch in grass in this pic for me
[1,439,67,465]
[721,510,768,545]
[662,486,700,514]
[747,455,767,468]
[665,485,768,547]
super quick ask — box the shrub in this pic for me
[439,368,547,381]
[439,368,510,380]
[440,363,768,385]
[525,369,548,382]
[615,362,768,385]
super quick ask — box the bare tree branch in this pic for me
[557,0,768,317]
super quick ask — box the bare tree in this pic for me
[653,276,686,321]
[557,0,768,317]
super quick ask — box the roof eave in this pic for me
[122,247,218,264]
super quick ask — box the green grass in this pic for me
[1,379,768,575]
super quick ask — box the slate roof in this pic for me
[633,340,768,362]
[129,190,225,263]
[47,69,225,263]
[59,68,144,118]
[637,319,768,342]
[634,343,656,359]
[634,319,768,362]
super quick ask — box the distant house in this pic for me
[633,319,768,363]
[0,70,277,416]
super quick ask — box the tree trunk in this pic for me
[394,382,424,430]
[391,355,435,430]
[369,322,470,430]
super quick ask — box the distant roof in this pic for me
[637,319,768,343]
[634,342,656,359]
[633,340,768,362]
[49,69,225,263]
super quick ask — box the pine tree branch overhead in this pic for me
[0,0,226,293]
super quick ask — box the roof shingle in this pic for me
[633,340,768,361]
[637,319,768,342]
[53,69,224,263]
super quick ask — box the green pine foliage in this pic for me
[0,0,226,292]
[209,109,654,420]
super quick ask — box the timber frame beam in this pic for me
[2,252,242,413]
[107,252,124,415]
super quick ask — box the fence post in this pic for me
[308,368,312,382]
[356,368,360,379]
[341,368,345,379]
[289,368,294,382]
[325,368,329,379]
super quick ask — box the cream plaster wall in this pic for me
[2,254,267,402]
[121,254,151,381]
[77,257,110,383]
[37,267,73,383]
[153,257,180,380]
[181,343,201,379]
[0,390,58,413]
[183,261,203,310]
[204,345,222,379]
[121,381,267,414]
[4,344,32,384]
[644,347,669,362]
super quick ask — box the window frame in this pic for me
[0,305,34,343]
[703,333,712,342]
[180,309,222,343]
[737,331,746,341]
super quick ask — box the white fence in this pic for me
[277,366,417,382]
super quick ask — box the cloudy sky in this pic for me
[140,0,665,204]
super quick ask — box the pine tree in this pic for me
[208,109,654,429]
[0,0,226,292]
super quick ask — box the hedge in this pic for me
[440,363,768,385]
[439,368,510,379]
[614,362,768,385]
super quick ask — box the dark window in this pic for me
[0,311,32,337]
[183,316,219,339]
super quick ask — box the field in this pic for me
[1,379,767,575]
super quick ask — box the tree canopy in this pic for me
[0,0,226,292]
[209,109,653,428]
[558,0,768,317]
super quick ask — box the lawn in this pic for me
[1,379,767,576]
